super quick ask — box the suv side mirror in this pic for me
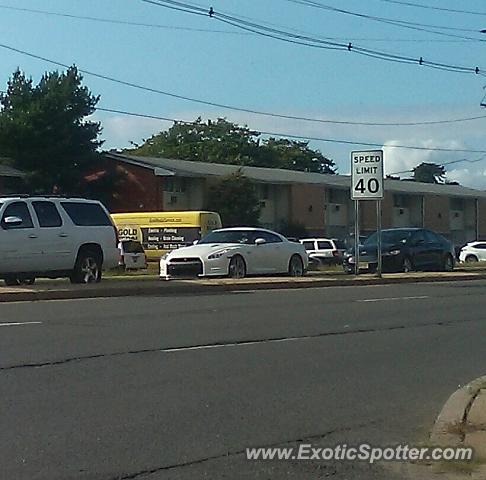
[2,216,23,228]
[255,238,266,246]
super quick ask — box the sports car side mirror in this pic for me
[255,238,266,246]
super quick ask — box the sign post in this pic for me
[351,150,384,276]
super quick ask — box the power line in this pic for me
[142,0,486,75]
[1,41,486,128]
[379,0,486,17]
[0,3,473,44]
[389,154,486,176]
[286,0,484,35]
[0,3,250,35]
[94,107,486,154]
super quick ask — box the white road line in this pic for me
[357,296,430,303]
[0,321,42,327]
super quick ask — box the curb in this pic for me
[1,272,486,303]
[430,376,486,446]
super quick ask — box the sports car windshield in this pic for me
[199,230,255,245]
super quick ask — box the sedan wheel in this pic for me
[228,255,246,279]
[465,255,478,263]
[288,255,304,277]
[402,257,413,273]
[444,254,454,272]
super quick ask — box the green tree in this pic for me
[412,162,446,184]
[0,67,102,194]
[205,170,261,226]
[262,138,335,174]
[128,117,336,174]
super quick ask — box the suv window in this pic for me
[256,231,282,244]
[33,201,62,228]
[61,202,111,226]
[1,201,33,229]
[334,240,346,250]
[474,243,486,249]
[302,241,315,251]
[317,241,333,250]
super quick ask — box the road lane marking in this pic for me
[357,296,429,303]
[0,321,42,327]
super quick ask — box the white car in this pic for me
[0,196,120,285]
[160,227,308,279]
[459,241,486,263]
[300,238,346,265]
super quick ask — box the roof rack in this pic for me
[0,194,74,199]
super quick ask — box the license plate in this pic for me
[358,261,369,269]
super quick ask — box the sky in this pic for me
[1,0,486,187]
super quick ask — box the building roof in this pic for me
[105,152,486,199]
[0,160,24,178]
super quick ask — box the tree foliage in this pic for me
[0,67,103,194]
[412,162,446,184]
[205,170,261,226]
[129,117,336,174]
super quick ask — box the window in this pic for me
[163,178,186,193]
[61,202,111,226]
[424,230,439,244]
[121,240,145,254]
[33,201,62,228]
[302,241,315,251]
[474,243,486,249]
[317,241,333,250]
[256,231,282,244]
[334,240,346,250]
[1,201,33,229]
[199,230,256,245]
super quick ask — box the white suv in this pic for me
[300,238,346,265]
[0,196,120,286]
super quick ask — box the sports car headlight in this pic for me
[208,249,230,260]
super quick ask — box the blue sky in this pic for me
[1,0,486,186]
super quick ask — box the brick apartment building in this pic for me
[100,152,486,245]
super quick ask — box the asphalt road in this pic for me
[2,280,486,479]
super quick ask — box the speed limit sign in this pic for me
[351,150,384,200]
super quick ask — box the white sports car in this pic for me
[159,227,308,280]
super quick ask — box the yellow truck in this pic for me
[111,211,222,261]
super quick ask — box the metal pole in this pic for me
[354,200,360,275]
[377,199,382,278]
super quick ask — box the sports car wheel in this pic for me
[228,255,246,279]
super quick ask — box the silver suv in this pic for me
[0,196,119,286]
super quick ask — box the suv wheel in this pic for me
[402,257,413,273]
[70,250,102,284]
[443,254,454,272]
[465,255,478,263]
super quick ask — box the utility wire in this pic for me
[0,3,472,44]
[94,107,486,154]
[0,3,250,35]
[379,0,486,17]
[142,0,486,75]
[285,0,484,34]
[1,41,486,128]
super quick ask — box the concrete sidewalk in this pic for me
[1,270,486,302]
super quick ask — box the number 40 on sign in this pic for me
[351,150,384,200]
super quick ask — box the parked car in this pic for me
[118,240,147,270]
[300,238,346,265]
[343,228,455,274]
[160,227,308,280]
[459,241,486,263]
[0,196,119,285]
